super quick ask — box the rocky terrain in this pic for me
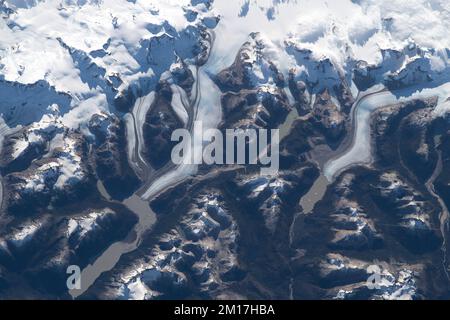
[0,0,449,300]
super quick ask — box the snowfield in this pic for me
[1,0,449,159]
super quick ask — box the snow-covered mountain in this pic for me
[0,0,450,300]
